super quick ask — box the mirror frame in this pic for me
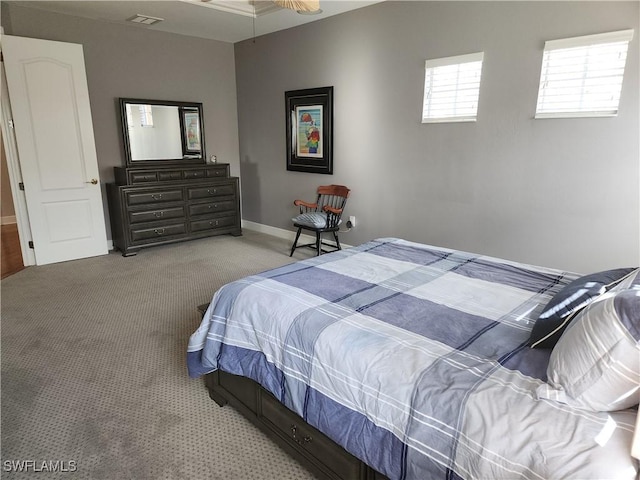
[119,98,206,167]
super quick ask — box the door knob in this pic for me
[85,179,98,185]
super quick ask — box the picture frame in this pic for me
[181,107,202,156]
[285,86,333,174]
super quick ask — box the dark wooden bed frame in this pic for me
[198,304,388,480]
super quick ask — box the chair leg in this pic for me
[290,227,302,257]
[315,232,321,256]
[333,232,341,251]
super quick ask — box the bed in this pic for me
[188,237,639,480]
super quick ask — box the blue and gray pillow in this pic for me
[292,212,329,229]
[529,267,637,349]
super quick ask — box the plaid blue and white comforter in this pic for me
[188,238,638,480]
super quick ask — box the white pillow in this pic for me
[537,289,640,411]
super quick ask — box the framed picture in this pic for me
[285,86,333,174]
[181,108,202,155]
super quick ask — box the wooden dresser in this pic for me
[107,163,241,256]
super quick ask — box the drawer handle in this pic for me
[154,228,165,235]
[154,211,164,218]
[209,220,219,226]
[207,189,217,195]
[290,425,312,445]
[151,194,163,200]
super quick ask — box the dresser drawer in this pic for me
[184,169,207,180]
[126,189,183,206]
[129,206,185,224]
[260,393,362,480]
[157,171,183,182]
[206,165,229,178]
[130,223,186,242]
[189,200,235,216]
[130,172,158,183]
[191,215,237,233]
[188,184,235,200]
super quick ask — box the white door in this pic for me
[2,35,108,265]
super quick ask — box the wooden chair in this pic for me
[290,185,351,257]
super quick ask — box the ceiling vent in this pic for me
[127,14,164,25]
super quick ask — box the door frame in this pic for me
[0,57,35,267]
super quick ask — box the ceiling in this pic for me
[9,0,385,43]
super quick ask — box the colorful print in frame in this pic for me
[285,86,333,174]
[296,106,323,158]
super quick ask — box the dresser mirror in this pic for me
[120,98,205,167]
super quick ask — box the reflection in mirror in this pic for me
[126,104,183,161]
[183,107,202,154]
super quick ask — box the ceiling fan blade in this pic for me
[273,0,320,12]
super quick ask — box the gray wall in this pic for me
[235,1,639,273]
[1,2,240,239]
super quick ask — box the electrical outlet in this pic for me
[348,216,356,228]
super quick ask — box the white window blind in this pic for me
[422,52,484,123]
[139,105,154,127]
[535,29,634,118]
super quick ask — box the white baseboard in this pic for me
[241,219,311,242]
[1,215,17,225]
[241,219,352,249]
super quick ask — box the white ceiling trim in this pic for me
[179,0,282,18]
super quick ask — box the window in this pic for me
[535,29,634,118]
[139,105,154,127]
[422,52,484,123]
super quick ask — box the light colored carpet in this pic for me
[1,230,321,479]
